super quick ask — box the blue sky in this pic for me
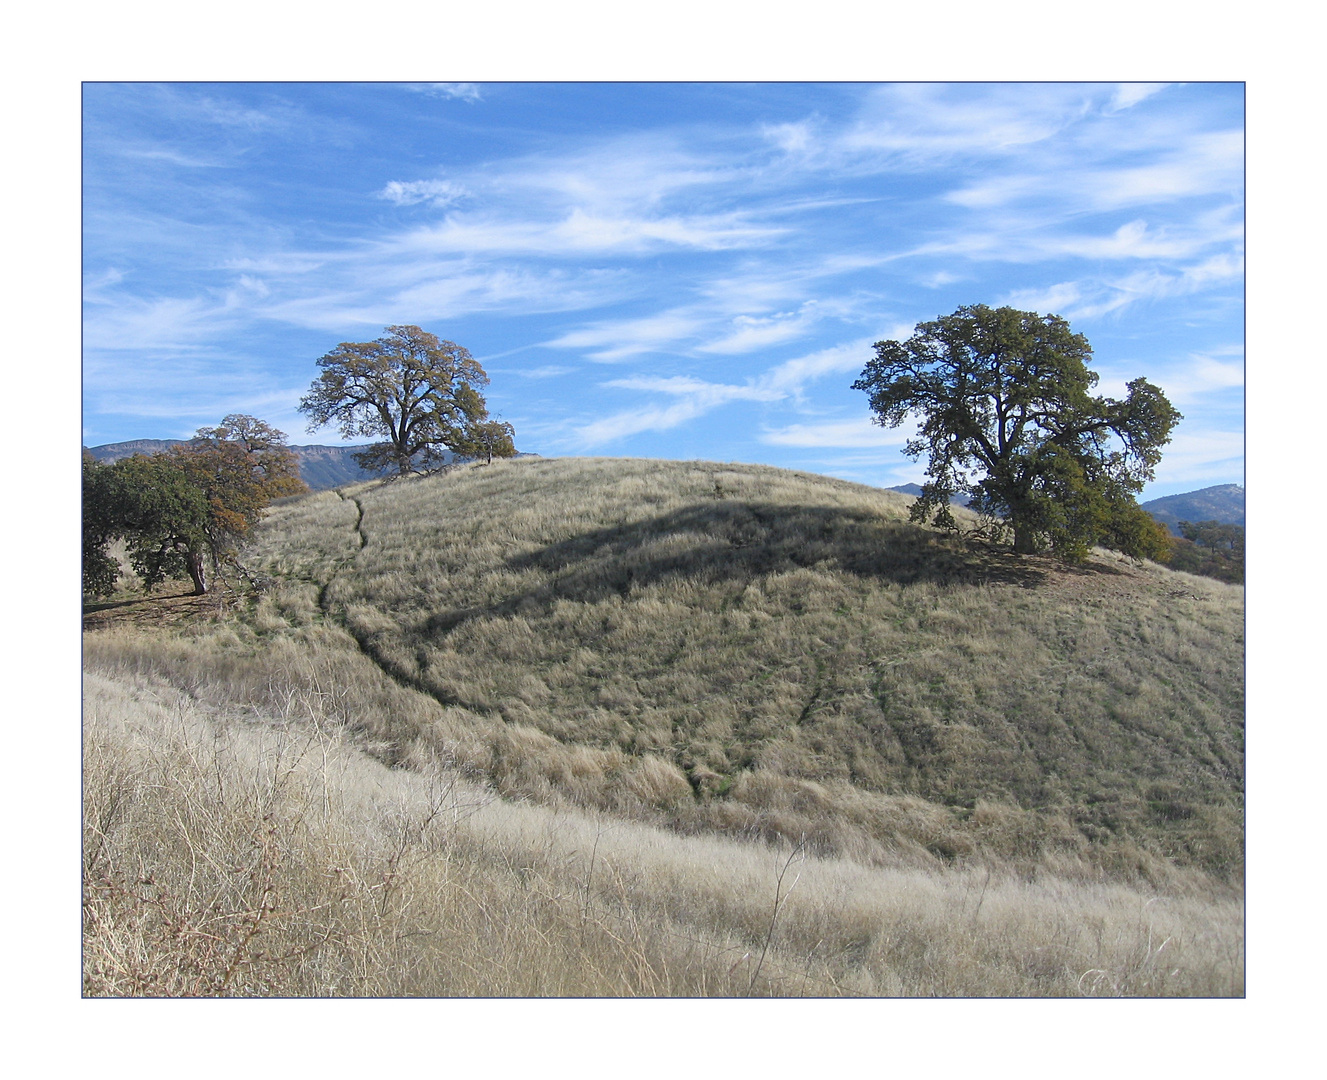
[82,82,1243,499]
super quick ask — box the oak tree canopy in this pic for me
[299,325,507,477]
[853,305,1180,561]
[82,415,306,596]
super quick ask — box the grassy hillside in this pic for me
[83,455,1245,995]
[83,668,1241,996]
[222,457,1243,879]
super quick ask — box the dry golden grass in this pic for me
[238,457,1243,880]
[83,668,1243,997]
[83,455,1244,996]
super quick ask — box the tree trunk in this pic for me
[1012,519,1038,555]
[186,550,208,595]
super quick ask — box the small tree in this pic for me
[454,419,516,465]
[299,325,497,477]
[1166,519,1244,584]
[853,304,1180,561]
[82,453,125,596]
[82,416,306,597]
[86,452,213,594]
[176,414,307,562]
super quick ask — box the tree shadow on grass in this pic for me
[82,591,198,614]
[82,589,226,630]
[421,500,1068,639]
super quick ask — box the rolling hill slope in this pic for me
[239,457,1243,879]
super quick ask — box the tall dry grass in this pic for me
[83,455,1244,996]
[83,669,1243,997]
[238,457,1243,878]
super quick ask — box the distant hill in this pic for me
[85,440,429,490]
[240,457,1243,879]
[1141,485,1245,536]
[84,439,184,461]
[285,444,397,489]
[886,482,1245,539]
[886,484,970,505]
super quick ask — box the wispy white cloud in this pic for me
[761,416,912,449]
[1147,349,1244,405]
[919,270,962,289]
[548,310,709,361]
[577,375,778,445]
[946,129,1242,213]
[83,295,236,350]
[1107,84,1169,113]
[389,208,783,257]
[572,337,882,448]
[1150,429,1244,487]
[116,145,224,168]
[572,334,884,448]
[546,268,876,365]
[998,281,1088,317]
[760,338,877,398]
[575,399,728,445]
[999,252,1244,320]
[413,83,484,102]
[511,364,577,379]
[1042,219,1209,260]
[761,119,817,154]
[258,263,626,330]
[698,305,825,354]
[83,267,126,298]
[378,179,468,207]
[606,375,781,403]
[222,255,328,275]
[492,133,749,214]
[842,83,1092,161]
[193,96,292,131]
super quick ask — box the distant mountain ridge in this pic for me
[886,484,971,505]
[83,439,540,491]
[887,482,1245,537]
[84,440,405,491]
[1140,484,1244,536]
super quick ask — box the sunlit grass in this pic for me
[83,455,1244,996]
[83,670,1242,997]
[242,457,1244,879]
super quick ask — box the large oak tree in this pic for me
[852,305,1180,561]
[299,325,500,477]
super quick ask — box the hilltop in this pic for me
[224,456,1243,879]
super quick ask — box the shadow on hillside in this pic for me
[83,591,198,614]
[422,501,1058,638]
[83,589,227,630]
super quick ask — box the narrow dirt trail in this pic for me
[318,488,474,712]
